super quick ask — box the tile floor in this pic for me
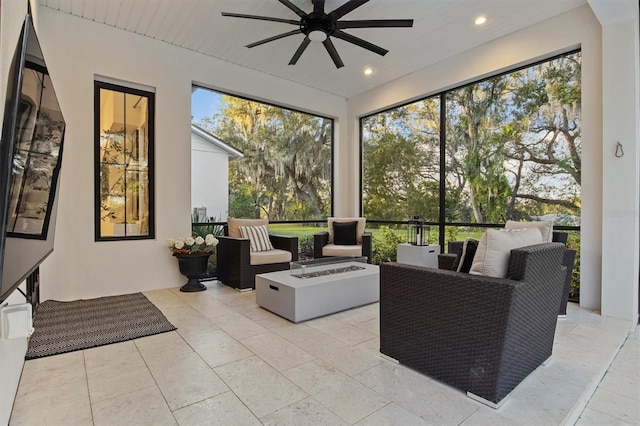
[10,281,639,426]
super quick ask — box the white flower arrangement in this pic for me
[167,234,218,255]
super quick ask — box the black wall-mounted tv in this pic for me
[0,12,65,304]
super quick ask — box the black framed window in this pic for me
[191,86,333,220]
[94,81,155,240]
[361,50,582,244]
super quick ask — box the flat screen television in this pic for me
[0,12,65,304]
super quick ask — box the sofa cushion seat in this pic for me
[322,244,363,257]
[250,249,292,266]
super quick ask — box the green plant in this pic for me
[371,226,405,264]
[567,230,581,300]
[191,217,224,238]
[298,235,314,260]
[446,226,459,244]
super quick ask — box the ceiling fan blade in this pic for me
[332,30,388,56]
[278,0,307,18]
[337,19,414,29]
[221,12,299,26]
[246,29,303,48]
[289,37,311,65]
[329,0,369,19]
[312,0,325,14]
[322,38,344,68]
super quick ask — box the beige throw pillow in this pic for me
[505,220,553,242]
[469,227,544,278]
[239,225,274,252]
[227,217,268,238]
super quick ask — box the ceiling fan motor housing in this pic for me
[301,13,336,38]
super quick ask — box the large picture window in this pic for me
[362,50,581,242]
[192,87,333,221]
[94,81,154,240]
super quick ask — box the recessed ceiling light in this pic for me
[475,16,487,25]
[363,67,373,76]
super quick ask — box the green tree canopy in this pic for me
[201,95,332,220]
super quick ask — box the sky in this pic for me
[191,88,222,124]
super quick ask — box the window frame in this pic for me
[360,48,582,245]
[94,80,155,241]
[192,85,335,219]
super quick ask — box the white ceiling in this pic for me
[38,0,588,98]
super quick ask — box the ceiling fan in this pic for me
[221,0,414,68]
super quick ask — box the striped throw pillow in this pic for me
[239,225,274,252]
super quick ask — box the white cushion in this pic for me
[239,225,274,252]
[322,244,363,257]
[469,227,544,278]
[505,220,553,242]
[328,217,366,244]
[250,249,291,266]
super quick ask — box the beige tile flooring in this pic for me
[10,281,639,426]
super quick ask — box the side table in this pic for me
[396,243,441,268]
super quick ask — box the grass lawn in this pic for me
[269,223,487,248]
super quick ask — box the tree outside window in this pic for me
[194,89,332,221]
[363,51,581,228]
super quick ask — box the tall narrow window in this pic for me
[94,81,154,240]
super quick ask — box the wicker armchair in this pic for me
[216,218,298,291]
[438,231,576,316]
[380,242,567,407]
[313,217,372,263]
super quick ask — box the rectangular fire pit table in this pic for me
[255,257,380,323]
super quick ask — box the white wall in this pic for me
[191,133,230,221]
[596,2,640,322]
[33,5,347,302]
[0,2,32,424]
[348,5,606,314]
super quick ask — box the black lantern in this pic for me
[408,216,428,246]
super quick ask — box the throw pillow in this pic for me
[333,221,358,245]
[469,227,543,278]
[452,237,479,273]
[505,220,553,242]
[239,225,274,252]
[328,217,366,244]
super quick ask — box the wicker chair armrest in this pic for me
[216,235,251,281]
[269,234,299,261]
[506,242,565,281]
[217,235,250,259]
[313,231,329,258]
[438,253,457,270]
[362,232,372,263]
[447,240,464,254]
[552,231,568,245]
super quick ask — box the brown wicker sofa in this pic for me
[380,242,567,407]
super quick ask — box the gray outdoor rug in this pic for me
[26,293,176,360]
